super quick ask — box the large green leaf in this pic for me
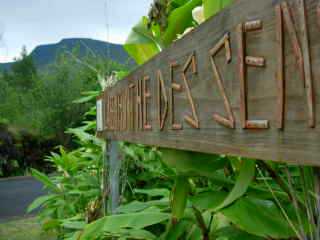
[221,197,298,239]
[203,0,233,20]
[161,150,286,201]
[214,159,256,211]
[160,148,226,177]
[124,17,161,65]
[162,0,202,46]
[80,212,170,240]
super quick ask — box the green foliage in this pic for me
[160,148,226,176]
[171,176,190,221]
[161,0,202,46]
[9,46,38,89]
[124,17,162,65]
[31,124,316,239]
[124,0,234,65]
[221,197,300,239]
[124,0,203,64]
[26,94,103,238]
[0,45,126,142]
[80,212,170,240]
[0,45,128,177]
[214,159,255,211]
[30,168,60,193]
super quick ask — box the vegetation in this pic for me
[29,122,319,239]
[0,45,125,139]
[0,44,127,176]
[22,0,320,240]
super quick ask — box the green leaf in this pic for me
[114,70,129,80]
[170,0,190,8]
[203,0,233,20]
[117,199,169,214]
[104,228,157,240]
[73,91,100,103]
[215,226,264,240]
[64,231,83,240]
[30,168,60,193]
[160,148,226,177]
[80,212,170,240]
[124,17,161,65]
[27,194,57,213]
[164,219,192,240]
[72,92,99,104]
[134,188,170,198]
[171,176,190,221]
[162,0,202,46]
[221,197,297,239]
[62,220,86,230]
[66,127,103,146]
[42,219,61,231]
[214,159,256,211]
[190,191,228,212]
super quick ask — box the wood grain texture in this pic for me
[98,0,320,166]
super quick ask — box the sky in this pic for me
[0,0,153,63]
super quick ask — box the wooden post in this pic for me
[107,140,121,214]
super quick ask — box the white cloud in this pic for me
[0,0,153,62]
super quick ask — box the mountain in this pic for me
[0,38,133,71]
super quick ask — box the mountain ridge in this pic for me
[0,38,132,70]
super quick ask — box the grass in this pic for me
[0,217,56,240]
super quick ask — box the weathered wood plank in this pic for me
[97,0,320,166]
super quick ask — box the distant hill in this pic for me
[0,38,133,71]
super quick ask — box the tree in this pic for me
[10,45,37,89]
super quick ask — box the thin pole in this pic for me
[107,140,121,214]
[102,140,108,216]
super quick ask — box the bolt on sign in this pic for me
[97,0,320,166]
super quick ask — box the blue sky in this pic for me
[0,0,153,62]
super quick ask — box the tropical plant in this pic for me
[76,149,316,240]
[27,103,104,239]
[124,0,234,65]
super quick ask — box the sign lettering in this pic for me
[98,0,320,166]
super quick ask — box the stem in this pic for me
[192,206,209,240]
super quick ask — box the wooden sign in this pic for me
[97,0,320,166]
